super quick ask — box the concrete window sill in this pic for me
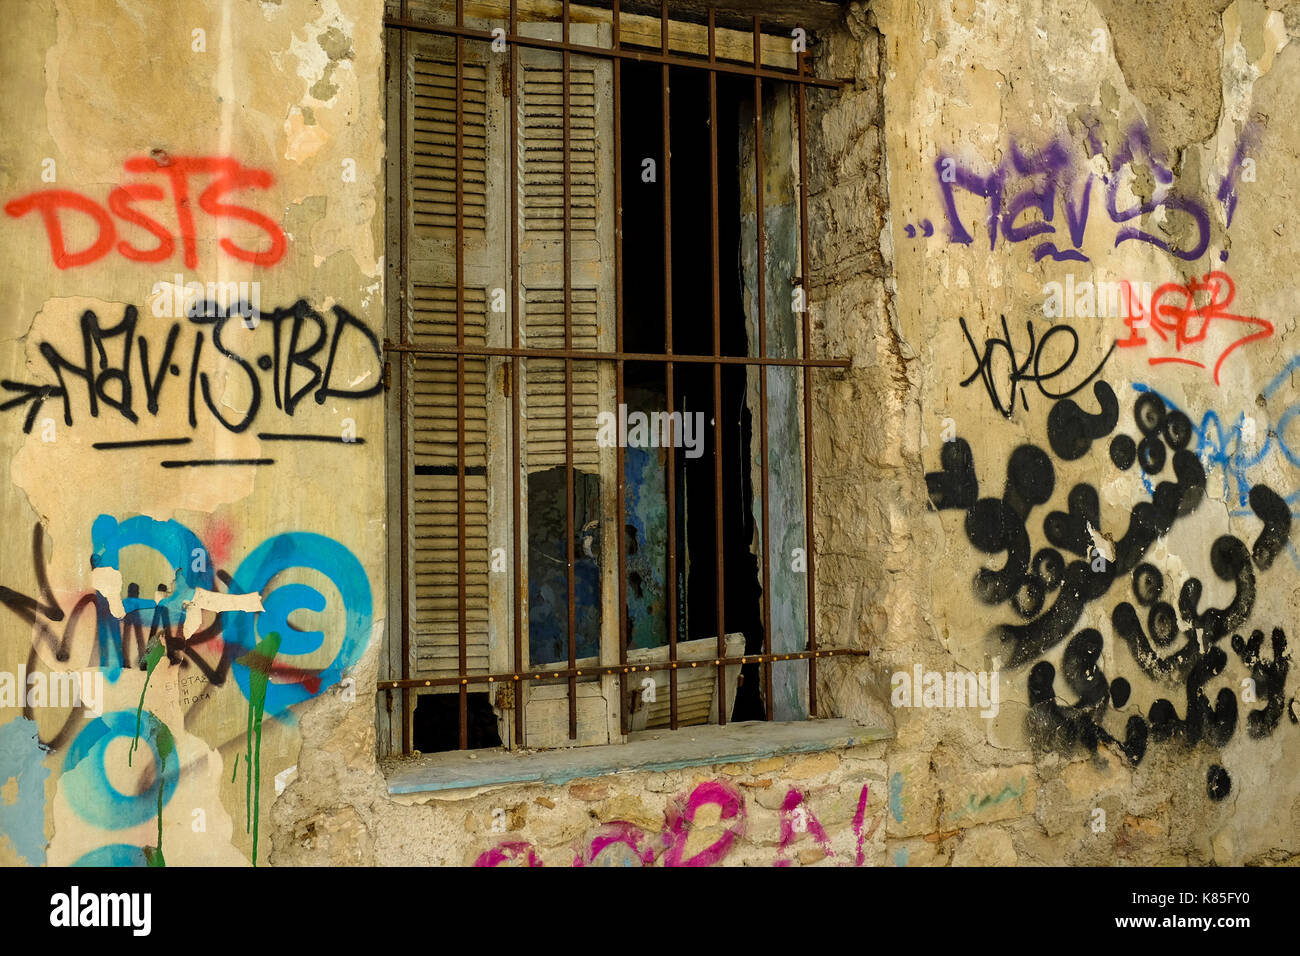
[380,718,891,796]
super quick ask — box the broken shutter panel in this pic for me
[514,26,620,724]
[409,285,491,680]
[411,55,488,237]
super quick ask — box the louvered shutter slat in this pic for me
[409,285,491,679]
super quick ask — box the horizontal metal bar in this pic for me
[377,648,868,690]
[384,341,850,368]
[382,16,843,88]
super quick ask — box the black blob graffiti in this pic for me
[1162,410,1193,450]
[1137,435,1166,474]
[1181,536,1255,643]
[1110,677,1131,708]
[931,380,1295,797]
[1043,484,1101,557]
[1032,548,1065,590]
[1132,563,1163,605]
[1027,658,1148,766]
[1109,434,1136,470]
[1148,602,1179,647]
[1004,445,1055,518]
[1112,600,1199,683]
[1047,381,1119,460]
[1062,628,1109,707]
[1207,764,1232,801]
[1248,484,1291,570]
[966,498,1031,605]
[1134,392,1167,435]
[1231,626,1291,738]
[1150,646,1238,748]
[925,437,978,511]
[1013,577,1046,618]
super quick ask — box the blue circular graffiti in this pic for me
[223,532,371,713]
[62,710,179,831]
[90,514,214,613]
[72,844,150,867]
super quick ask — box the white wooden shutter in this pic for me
[401,29,511,702]
[409,286,491,677]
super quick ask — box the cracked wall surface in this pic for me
[3,0,1299,868]
[0,0,386,867]
[858,0,1300,864]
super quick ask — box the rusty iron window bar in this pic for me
[381,0,859,756]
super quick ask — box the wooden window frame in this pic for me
[379,0,857,757]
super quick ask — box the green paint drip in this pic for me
[142,717,174,868]
[236,631,280,867]
[129,640,167,767]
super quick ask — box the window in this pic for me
[379,0,854,756]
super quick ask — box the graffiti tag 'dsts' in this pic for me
[4,155,286,270]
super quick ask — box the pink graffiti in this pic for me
[573,821,657,867]
[662,780,746,867]
[471,781,877,867]
[473,841,543,867]
[849,783,873,867]
[774,788,834,866]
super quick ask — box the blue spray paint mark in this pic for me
[90,515,213,682]
[888,772,905,823]
[71,844,150,866]
[1133,378,1300,567]
[0,717,51,865]
[223,532,371,714]
[62,710,178,831]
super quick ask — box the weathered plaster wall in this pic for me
[0,0,387,866]
[5,0,1299,868]
[816,0,1300,864]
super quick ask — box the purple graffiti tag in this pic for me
[474,841,543,867]
[935,154,1004,248]
[662,781,746,867]
[930,121,1234,264]
[573,821,656,867]
[1217,124,1260,245]
[1106,123,1210,261]
[774,788,834,867]
[1001,140,1069,244]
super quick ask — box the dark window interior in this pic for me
[619,62,767,722]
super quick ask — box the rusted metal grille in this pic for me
[382,0,860,755]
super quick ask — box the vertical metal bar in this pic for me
[613,0,629,737]
[753,17,774,721]
[563,0,577,741]
[456,0,469,749]
[509,0,524,747]
[660,0,678,730]
[796,53,818,718]
[707,9,727,727]
[398,0,412,755]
